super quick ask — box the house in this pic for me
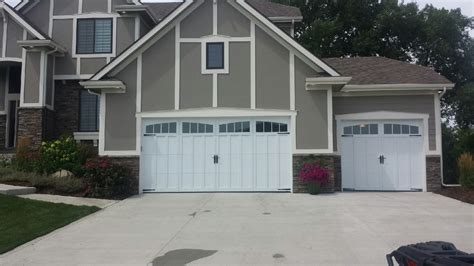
[0,0,453,193]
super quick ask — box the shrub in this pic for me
[83,158,131,199]
[458,153,474,188]
[299,162,330,185]
[38,137,83,175]
[15,138,41,173]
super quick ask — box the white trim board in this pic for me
[137,108,297,119]
[0,2,46,40]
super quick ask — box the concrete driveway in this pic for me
[1,193,473,265]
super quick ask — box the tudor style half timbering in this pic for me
[1,0,453,194]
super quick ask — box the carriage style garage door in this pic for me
[140,117,292,192]
[340,120,426,191]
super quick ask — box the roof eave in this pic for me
[341,83,455,92]
[79,80,126,94]
[269,16,303,23]
[18,40,66,55]
[115,5,158,25]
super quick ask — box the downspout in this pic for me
[439,87,461,187]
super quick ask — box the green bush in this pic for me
[39,137,82,175]
[83,158,131,199]
[458,153,474,188]
[0,167,86,195]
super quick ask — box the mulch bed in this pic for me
[435,187,474,204]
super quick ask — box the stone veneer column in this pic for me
[107,157,140,195]
[426,156,442,192]
[0,115,6,148]
[17,108,55,149]
[293,155,336,193]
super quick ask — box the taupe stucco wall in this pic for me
[6,19,23,58]
[180,0,212,38]
[142,28,176,112]
[217,0,250,37]
[82,0,108,13]
[81,58,107,74]
[218,42,251,108]
[24,52,41,104]
[0,67,6,111]
[333,95,437,151]
[54,0,79,15]
[105,60,137,151]
[117,17,136,55]
[53,19,76,75]
[180,43,213,109]
[255,26,290,110]
[295,57,328,150]
[23,0,50,36]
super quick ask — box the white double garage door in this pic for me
[340,120,426,191]
[140,117,292,192]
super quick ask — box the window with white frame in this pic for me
[206,42,224,70]
[79,90,100,132]
[77,18,113,54]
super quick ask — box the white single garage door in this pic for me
[340,121,425,191]
[140,117,292,192]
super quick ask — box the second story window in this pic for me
[77,18,113,54]
[206,42,224,70]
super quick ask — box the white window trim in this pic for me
[200,37,229,75]
[72,15,117,59]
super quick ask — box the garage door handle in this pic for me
[213,155,219,164]
[379,155,386,164]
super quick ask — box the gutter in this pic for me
[439,86,461,188]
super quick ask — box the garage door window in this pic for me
[343,124,378,136]
[384,124,419,135]
[256,121,288,133]
[219,122,250,133]
[183,122,213,134]
[145,122,177,134]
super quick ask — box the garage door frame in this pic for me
[336,111,430,192]
[137,108,297,193]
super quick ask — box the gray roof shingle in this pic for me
[144,0,301,21]
[323,57,452,85]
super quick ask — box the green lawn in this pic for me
[0,194,99,254]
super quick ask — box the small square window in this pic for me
[219,124,226,133]
[384,124,392,134]
[235,122,242,132]
[227,123,235,133]
[370,124,378,135]
[410,126,419,135]
[191,123,198,133]
[393,124,401,134]
[280,123,288,132]
[206,125,213,133]
[243,122,250,132]
[183,122,190,133]
[353,125,361,135]
[162,123,169,133]
[256,122,263,132]
[154,124,161,134]
[206,42,224,70]
[170,123,177,133]
[361,124,369,135]
[264,122,272,132]
[146,125,153,134]
[344,126,352,135]
[402,125,410,134]
[272,123,279,133]
[198,123,205,133]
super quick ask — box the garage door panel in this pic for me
[341,120,425,192]
[140,155,156,190]
[141,117,292,192]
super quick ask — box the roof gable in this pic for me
[92,0,338,80]
[0,1,47,40]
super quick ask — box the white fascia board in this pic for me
[0,2,46,40]
[342,83,455,92]
[234,0,340,77]
[137,108,298,119]
[15,0,30,10]
[79,80,126,93]
[306,77,352,85]
[17,40,66,54]
[91,0,195,81]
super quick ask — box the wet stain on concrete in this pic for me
[273,253,285,259]
[152,249,217,266]
[188,212,197,217]
[203,210,211,213]
[263,212,271,215]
